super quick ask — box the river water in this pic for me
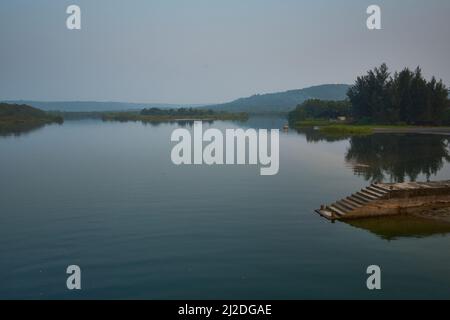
[1,116,450,299]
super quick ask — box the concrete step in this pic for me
[364,187,386,198]
[362,188,385,198]
[327,205,347,217]
[338,199,358,210]
[367,186,387,195]
[351,193,370,203]
[356,191,377,201]
[371,183,391,192]
[333,201,353,212]
[347,195,367,205]
[342,198,363,208]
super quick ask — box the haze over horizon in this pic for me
[1,0,449,104]
[2,83,350,105]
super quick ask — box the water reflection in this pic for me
[293,128,450,182]
[346,134,450,183]
[0,122,49,137]
[344,215,450,240]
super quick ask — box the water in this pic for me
[1,117,450,299]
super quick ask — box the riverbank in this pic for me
[294,120,450,136]
[316,181,450,222]
[102,111,249,123]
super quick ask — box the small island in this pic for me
[102,107,249,123]
[0,103,63,136]
[289,64,450,135]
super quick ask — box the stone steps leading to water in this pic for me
[316,181,450,220]
[316,183,389,220]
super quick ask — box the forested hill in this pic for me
[204,84,351,113]
[1,103,51,119]
[0,103,63,123]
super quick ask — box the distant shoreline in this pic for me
[102,112,249,123]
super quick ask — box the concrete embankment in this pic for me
[316,181,450,221]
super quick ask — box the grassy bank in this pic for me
[319,124,373,135]
[294,120,374,135]
[293,119,450,136]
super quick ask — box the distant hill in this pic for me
[2,84,351,113]
[0,101,205,112]
[204,84,351,113]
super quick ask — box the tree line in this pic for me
[348,63,448,124]
[289,64,449,125]
[288,99,351,123]
[141,107,216,116]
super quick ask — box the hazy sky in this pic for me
[1,0,449,104]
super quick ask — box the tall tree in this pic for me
[347,63,391,123]
[348,64,448,125]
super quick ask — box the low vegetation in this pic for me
[288,99,351,123]
[0,103,63,125]
[103,108,249,122]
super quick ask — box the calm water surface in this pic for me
[1,117,450,299]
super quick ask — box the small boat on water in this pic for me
[283,124,289,131]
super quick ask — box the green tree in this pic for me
[348,64,448,125]
[288,99,351,123]
[347,63,392,123]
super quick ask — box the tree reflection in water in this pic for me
[0,122,49,137]
[346,134,450,183]
[345,214,450,240]
[296,128,450,183]
[296,128,450,238]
